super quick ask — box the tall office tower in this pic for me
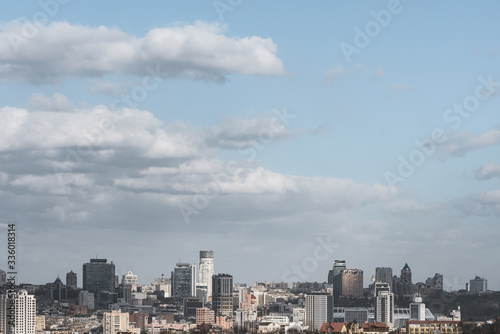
[332,260,346,299]
[66,270,77,289]
[342,269,363,298]
[82,258,115,294]
[0,289,37,334]
[305,293,334,330]
[0,269,7,287]
[375,267,393,288]
[171,262,196,304]
[212,274,233,317]
[401,263,412,283]
[375,291,394,324]
[374,282,391,297]
[199,251,214,298]
[103,310,129,334]
[469,276,487,294]
[122,271,139,292]
[409,293,426,321]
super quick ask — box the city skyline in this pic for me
[0,1,499,291]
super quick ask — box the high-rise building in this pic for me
[184,297,204,318]
[122,271,139,292]
[0,269,6,287]
[375,267,393,289]
[66,270,77,289]
[375,291,394,324]
[331,260,346,299]
[199,251,214,299]
[0,289,37,334]
[401,263,412,283]
[469,276,487,294]
[410,293,426,321]
[212,274,233,318]
[305,293,334,330]
[171,262,196,304]
[342,269,363,298]
[82,259,115,294]
[103,310,129,334]
[374,282,391,298]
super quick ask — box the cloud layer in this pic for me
[0,21,285,83]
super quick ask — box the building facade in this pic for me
[66,270,77,289]
[305,293,334,330]
[82,258,115,294]
[103,310,129,334]
[0,289,37,334]
[407,321,462,334]
[212,274,233,317]
[171,262,196,304]
[199,251,214,300]
[410,293,426,321]
[375,291,394,325]
[375,267,393,289]
[342,269,363,298]
[469,276,487,294]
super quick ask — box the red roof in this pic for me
[362,322,389,330]
[319,322,347,333]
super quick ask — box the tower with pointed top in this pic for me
[401,263,412,283]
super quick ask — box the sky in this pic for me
[0,1,499,291]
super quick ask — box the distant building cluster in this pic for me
[0,255,492,333]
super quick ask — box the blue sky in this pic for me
[0,1,499,291]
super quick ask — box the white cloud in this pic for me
[476,163,500,180]
[27,92,75,112]
[390,84,412,91]
[324,64,344,85]
[0,21,285,83]
[436,129,500,157]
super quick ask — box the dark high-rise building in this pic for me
[171,262,196,305]
[183,297,204,317]
[375,267,393,288]
[82,259,115,294]
[332,260,346,299]
[401,263,412,283]
[212,274,233,317]
[66,270,77,289]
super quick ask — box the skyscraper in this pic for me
[375,267,393,289]
[469,276,487,294]
[199,251,214,298]
[342,269,363,298]
[401,263,412,283]
[212,274,233,318]
[375,291,394,325]
[332,260,346,299]
[82,259,115,294]
[171,262,196,304]
[66,270,77,289]
[305,293,334,330]
[0,289,36,334]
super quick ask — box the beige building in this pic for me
[103,310,129,334]
[407,320,462,334]
[196,307,215,325]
